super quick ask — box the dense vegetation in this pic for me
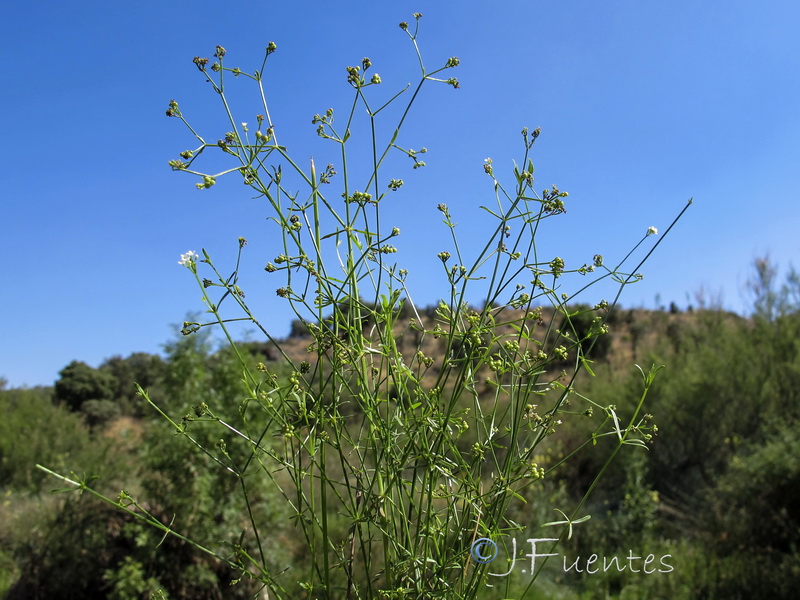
[2,260,799,599]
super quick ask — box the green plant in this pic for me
[54,360,116,413]
[40,14,688,599]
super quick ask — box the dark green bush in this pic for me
[54,361,116,412]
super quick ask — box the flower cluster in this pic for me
[178,251,198,267]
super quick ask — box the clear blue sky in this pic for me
[3,1,800,388]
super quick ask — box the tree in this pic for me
[746,255,800,321]
[100,352,167,414]
[53,361,115,412]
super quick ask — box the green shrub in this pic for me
[54,360,116,412]
[0,387,130,492]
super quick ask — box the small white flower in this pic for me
[241,122,248,132]
[179,250,198,267]
[484,157,492,163]
[647,226,658,236]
